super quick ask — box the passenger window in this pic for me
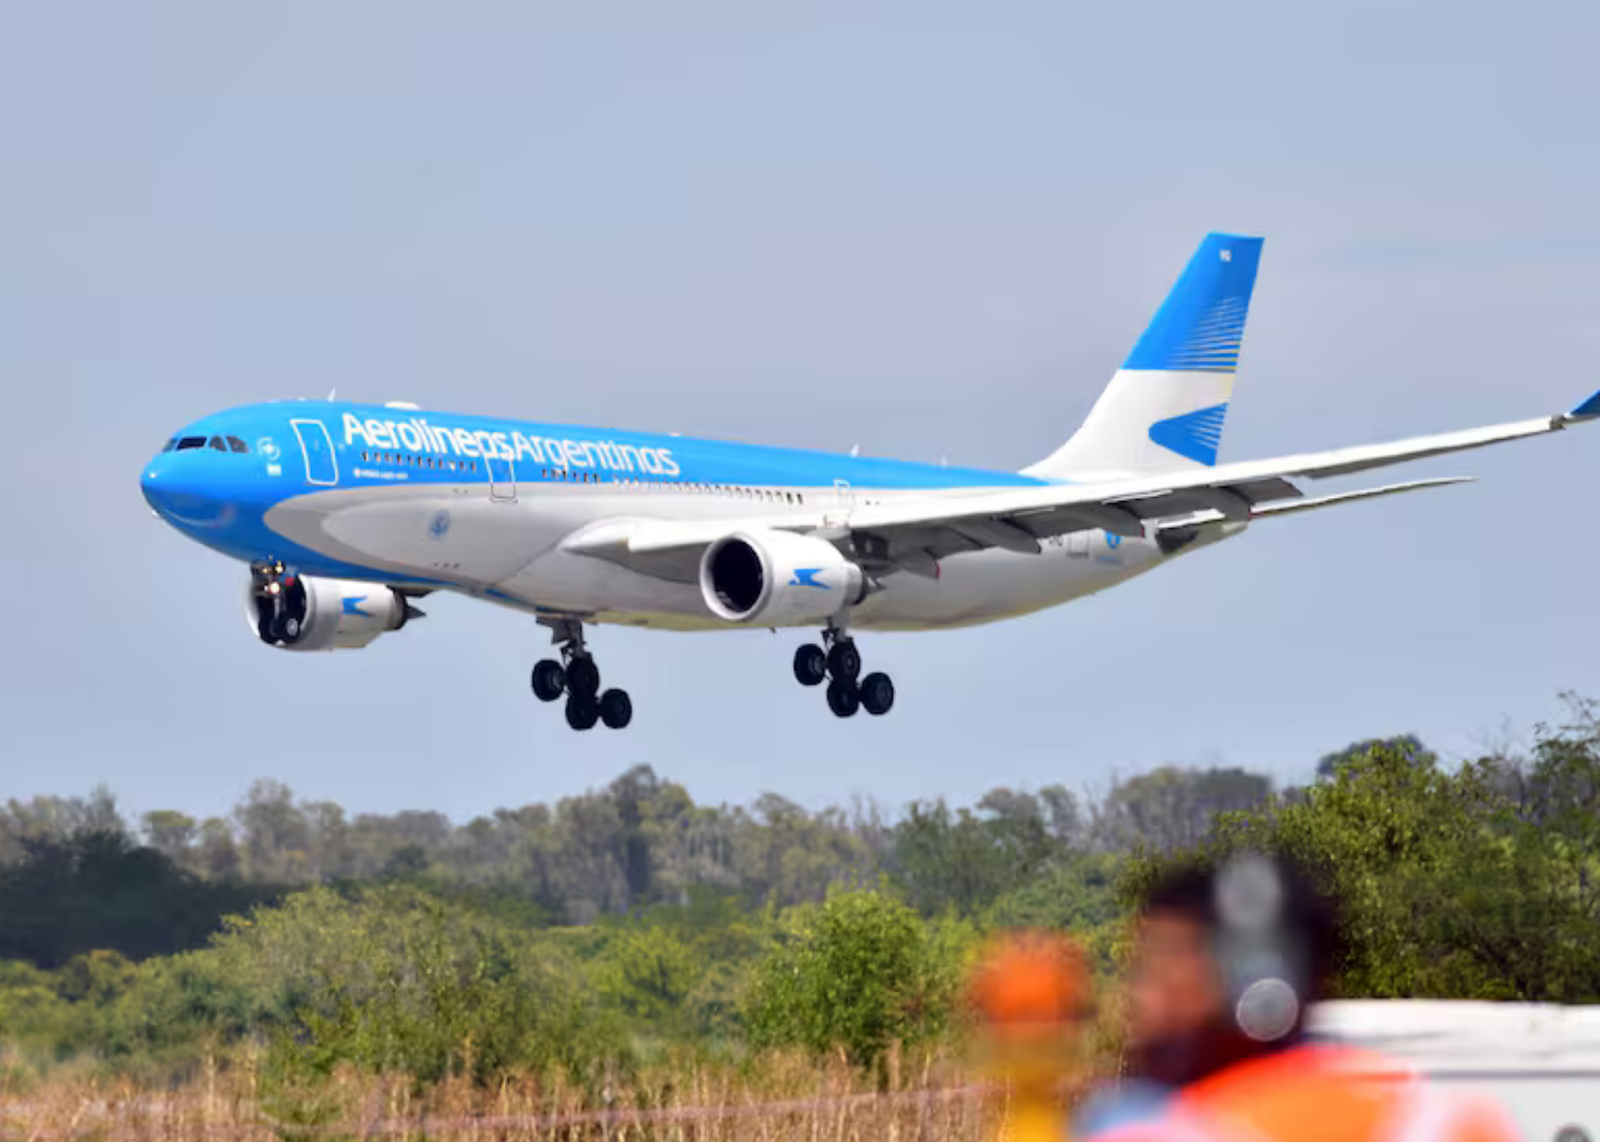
[227,436,249,453]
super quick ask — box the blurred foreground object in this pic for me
[1313,1001,1599,1142]
[1079,853,1526,1142]
[966,929,1091,1142]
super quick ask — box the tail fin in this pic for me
[1025,232,1263,480]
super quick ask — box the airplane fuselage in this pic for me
[140,400,1207,633]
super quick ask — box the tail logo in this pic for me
[1149,403,1229,466]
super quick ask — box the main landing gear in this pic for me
[793,627,894,718]
[530,618,632,731]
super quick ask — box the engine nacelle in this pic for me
[244,574,416,651]
[700,530,866,624]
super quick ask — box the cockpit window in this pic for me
[208,436,229,452]
[227,436,249,454]
[161,438,177,452]
[176,436,207,451]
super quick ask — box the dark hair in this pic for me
[1140,852,1341,999]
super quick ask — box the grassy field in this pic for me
[0,1047,1058,1142]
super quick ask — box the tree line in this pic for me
[0,760,1274,959]
[2,699,1597,1096]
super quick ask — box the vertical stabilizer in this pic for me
[1025,233,1263,481]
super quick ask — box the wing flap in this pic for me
[1153,476,1475,532]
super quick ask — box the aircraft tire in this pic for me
[860,672,895,716]
[826,679,860,718]
[565,697,600,731]
[793,644,827,686]
[599,689,633,730]
[531,659,566,702]
[827,641,861,683]
[566,656,601,699]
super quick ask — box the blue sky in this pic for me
[3,0,1598,825]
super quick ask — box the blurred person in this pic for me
[966,929,1092,1142]
[1075,853,1523,1142]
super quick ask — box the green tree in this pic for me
[1127,739,1600,1002]
[140,811,197,864]
[596,923,697,1028]
[0,829,276,967]
[891,797,1054,917]
[746,887,961,1075]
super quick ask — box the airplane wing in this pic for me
[563,391,1600,581]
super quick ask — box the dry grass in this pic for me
[0,1045,1066,1142]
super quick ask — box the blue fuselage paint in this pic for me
[141,400,1049,577]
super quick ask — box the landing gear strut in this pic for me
[795,625,893,718]
[530,618,632,731]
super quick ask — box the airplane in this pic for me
[141,232,1600,731]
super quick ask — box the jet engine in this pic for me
[699,530,866,624]
[245,569,421,651]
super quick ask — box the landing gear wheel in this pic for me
[599,689,633,730]
[860,672,895,716]
[826,679,861,718]
[565,697,600,731]
[565,656,600,699]
[531,659,566,702]
[827,641,861,683]
[793,644,827,687]
[541,618,630,732]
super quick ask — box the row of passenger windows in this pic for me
[361,450,479,473]
[614,478,805,505]
[357,450,807,504]
[164,435,249,454]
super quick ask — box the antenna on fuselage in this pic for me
[327,387,337,401]
[849,443,860,457]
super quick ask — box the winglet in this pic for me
[1568,390,1600,421]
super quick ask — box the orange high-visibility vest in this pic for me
[1092,1044,1522,1142]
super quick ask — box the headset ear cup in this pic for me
[1212,855,1305,1042]
[1236,977,1300,1042]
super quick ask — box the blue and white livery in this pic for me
[141,233,1600,730]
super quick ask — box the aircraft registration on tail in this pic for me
[141,234,1600,730]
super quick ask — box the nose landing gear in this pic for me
[530,618,632,731]
[249,559,306,645]
[796,626,893,718]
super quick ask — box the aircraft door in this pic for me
[824,479,855,529]
[291,419,339,486]
[486,448,516,502]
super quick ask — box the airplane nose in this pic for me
[142,454,231,527]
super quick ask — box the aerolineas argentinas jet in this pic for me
[141,233,1600,731]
